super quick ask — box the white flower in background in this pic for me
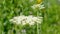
[10,15,43,26]
[31,3,45,9]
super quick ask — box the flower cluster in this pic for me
[31,4,44,9]
[10,15,43,26]
[31,0,45,9]
[31,3,45,9]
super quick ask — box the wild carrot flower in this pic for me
[9,15,43,26]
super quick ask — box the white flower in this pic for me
[29,21,35,25]
[21,21,26,25]
[31,3,45,9]
[39,5,45,9]
[9,15,43,26]
[32,17,38,21]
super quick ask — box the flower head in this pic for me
[9,15,43,26]
[31,4,45,9]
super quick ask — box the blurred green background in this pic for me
[0,0,60,34]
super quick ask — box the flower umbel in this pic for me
[9,15,43,26]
